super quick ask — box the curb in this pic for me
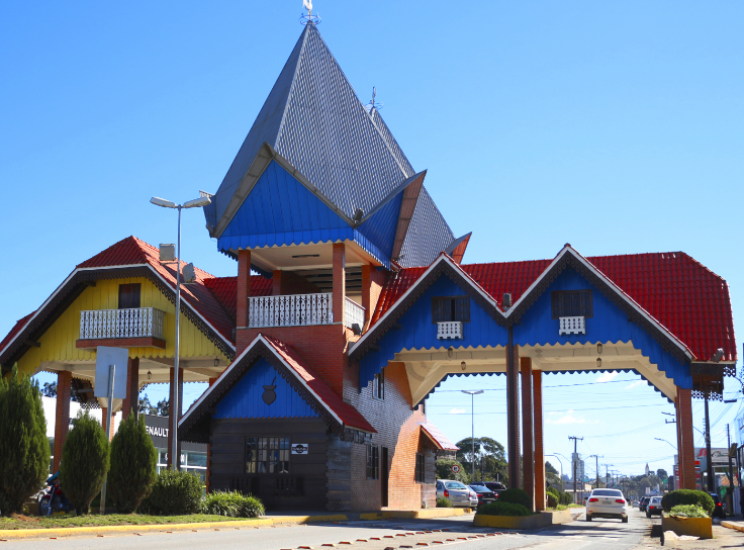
[359,509,471,521]
[0,514,349,541]
[721,521,744,533]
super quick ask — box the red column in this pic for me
[236,250,251,329]
[333,243,346,325]
[520,357,534,510]
[506,341,521,489]
[677,388,696,489]
[167,367,183,470]
[675,393,684,488]
[272,270,283,296]
[53,371,72,472]
[122,357,139,421]
[361,263,371,324]
[533,369,546,511]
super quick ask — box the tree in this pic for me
[138,396,158,415]
[156,399,169,417]
[656,469,668,480]
[109,413,157,513]
[40,381,80,402]
[0,365,50,516]
[545,461,559,475]
[60,412,110,514]
[455,437,508,483]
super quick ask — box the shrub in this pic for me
[559,491,573,505]
[478,502,531,517]
[140,470,203,515]
[108,413,158,513]
[669,504,709,518]
[436,497,453,508]
[60,412,110,514]
[661,490,714,517]
[202,491,264,518]
[546,486,560,498]
[498,488,531,510]
[0,366,50,516]
[546,493,558,508]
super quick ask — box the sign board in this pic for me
[94,346,129,399]
[451,464,461,474]
[696,447,738,469]
[291,443,309,455]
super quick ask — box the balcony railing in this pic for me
[345,298,365,330]
[79,308,165,340]
[559,316,586,335]
[437,321,463,340]
[249,293,333,328]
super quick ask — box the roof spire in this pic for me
[364,86,383,113]
[300,0,321,25]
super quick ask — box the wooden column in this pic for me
[272,270,283,295]
[333,243,346,325]
[122,357,139,421]
[676,393,684,489]
[236,249,251,329]
[506,337,521,489]
[677,388,696,489]
[533,369,546,511]
[520,357,535,510]
[167,367,183,470]
[361,264,371,323]
[52,371,72,472]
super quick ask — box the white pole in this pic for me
[99,364,115,514]
[172,206,182,470]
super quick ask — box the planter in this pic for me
[473,509,571,530]
[661,514,713,540]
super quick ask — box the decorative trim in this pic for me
[76,337,166,350]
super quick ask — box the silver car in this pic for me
[436,480,477,508]
[586,488,629,523]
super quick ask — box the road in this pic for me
[1,507,654,550]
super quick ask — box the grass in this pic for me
[546,504,569,511]
[0,513,259,531]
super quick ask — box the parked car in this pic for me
[469,485,497,508]
[639,497,649,512]
[646,496,663,517]
[586,488,629,523]
[436,480,477,508]
[470,481,506,496]
[708,493,727,519]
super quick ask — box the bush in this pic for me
[477,502,532,517]
[140,470,203,515]
[108,413,158,513]
[436,497,453,508]
[202,491,264,518]
[559,491,573,505]
[546,493,558,508]
[60,412,110,514]
[661,490,714,517]
[669,504,709,518]
[498,488,531,510]
[0,366,50,516]
[546,486,560,498]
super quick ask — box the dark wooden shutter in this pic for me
[431,297,445,323]
[118,283,141,309]
[455,297,470,323]
[551,290,593,319]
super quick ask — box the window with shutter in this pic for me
[118,283,141,309]
[551,290,593,319]
[431,297,470,323]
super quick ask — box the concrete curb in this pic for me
[359,508,471,520]
[0,514,349,541]
[721,520,744,533]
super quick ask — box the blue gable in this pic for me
[359,275,509,390]
[214,357,319,419]
[512,269,692,389]
[356,192,404,260]
[218,160,392,267]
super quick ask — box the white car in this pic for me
[436,480,478,508]
[585,488,629,523]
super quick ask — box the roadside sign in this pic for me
[94,346,129,399]
[291,444,309,455]
[451,464,461,474]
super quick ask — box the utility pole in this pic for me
[726,424,734,511]
[704,391,714,491]
[569,436,583,504]
[589,455,603,488]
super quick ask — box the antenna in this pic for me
[364,86,384,113]
[300,0,321,25]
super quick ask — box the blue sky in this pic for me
[1,1,742,476]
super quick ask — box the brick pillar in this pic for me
[676,393,684,488]
[361,264,371,323]
[52,371,72,472]
[533,369,546,511]
[677,388,696,489]
[236,249,251,329]
[520,357,534,510]
[506,339,521,489]
[122,357,139,421]
[333,243,346,325]
[272,270,283,295]
[167,367,183,470]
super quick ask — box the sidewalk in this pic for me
[636,522,744,549]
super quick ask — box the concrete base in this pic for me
[360,508,471,520]
[662,514,713,540]
[473,509,571,529]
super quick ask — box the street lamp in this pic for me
[655,437,677,450]
[461,390,484,482]
[545,454,565,492]
[150,194,211,470]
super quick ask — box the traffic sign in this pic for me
[451,464,461,474]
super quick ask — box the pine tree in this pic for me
[0,365,50,516]
[60,412,109,514]
[109,412,157,513]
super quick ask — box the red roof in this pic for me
[421,421,459,451]
[0,312,35,355]
[371,251,736,363]
[262,336,377,433]
[203,275,273,321]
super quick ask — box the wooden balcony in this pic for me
[248,293,365,330]
[77,307,166,349]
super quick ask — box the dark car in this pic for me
[639,497,649,512]
[470,481,506,495]
[469,485,497,507]
[646,496,663,517]
[708,493,727,519]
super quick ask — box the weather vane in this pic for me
[365,87,383,112]
[300,0,321,25]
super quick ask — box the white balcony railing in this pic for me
[79,308,165,340]
[559,316,586,335]
[249,293,333,328]
[344,298,366,330]
[437,321,463,340]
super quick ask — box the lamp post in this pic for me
[545,454,565,492]
[150,195,211,470]
[461,390,484,482]
[655,437,677,450]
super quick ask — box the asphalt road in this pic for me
[1,507,653,550]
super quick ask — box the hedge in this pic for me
[661,490,714,517]
[477,502,532,517]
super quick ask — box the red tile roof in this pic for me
[0,312,35,355]
[262,336,377,433]
[371,252,736,363]
[421,421,459,451]
[203,275,273,321]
